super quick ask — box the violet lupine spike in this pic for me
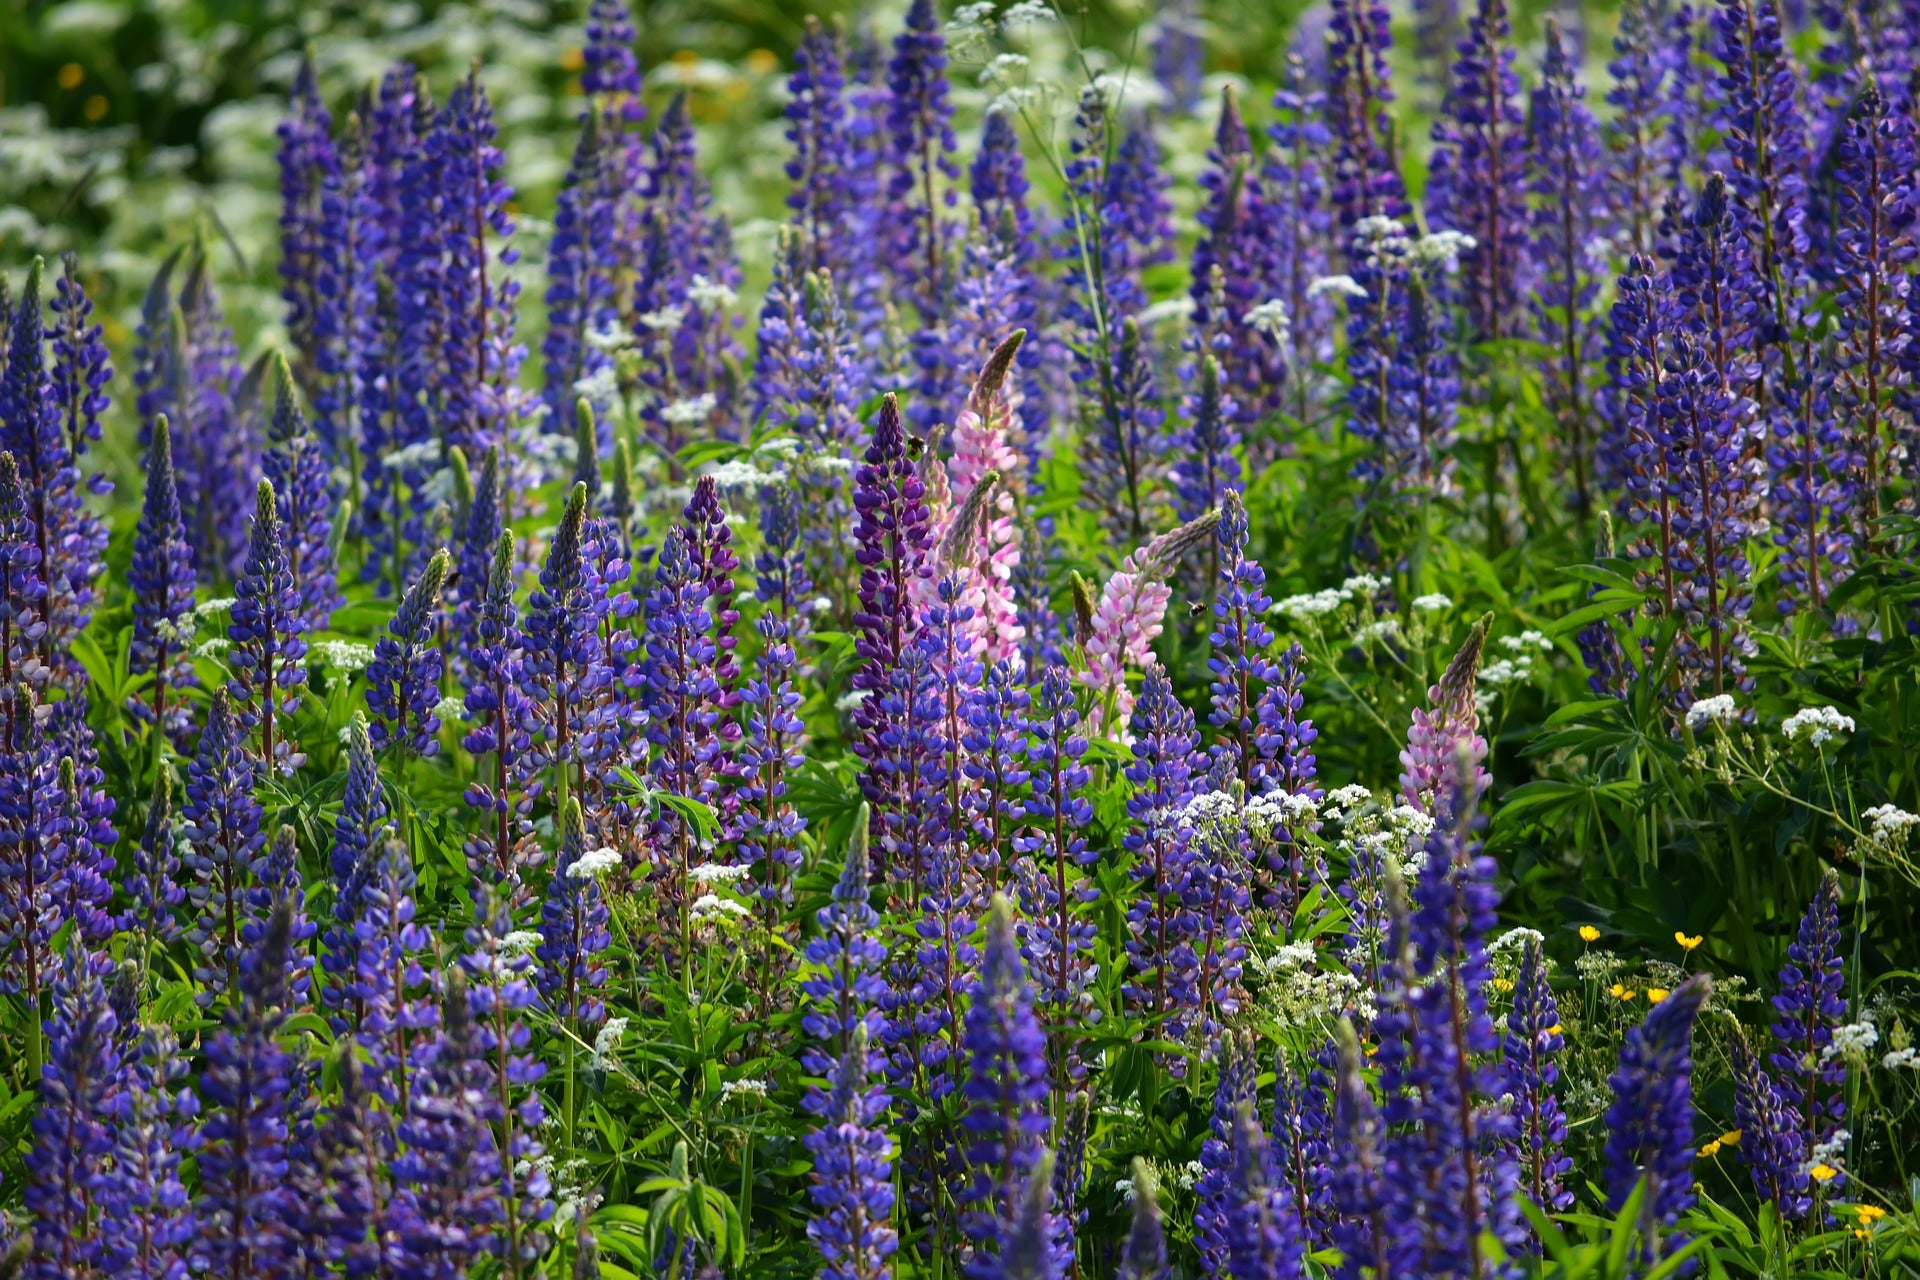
[48,253,113,481]
[319,714,391,1032]
[969,109,1052,451]
[959,895,1053,1262]
[1769,346,1850,619]
[1207,490,1279,791]
[1769,870,1847,1162]
[1190,87,1286,426]
[349,837,439,1116]
[1529,18,1612,517]
[962,659,1032,890]
[1253,646,1322,918]
[1832,83,1914,554]
[1117,1160,1169,1280]
[644,90,738,291]
[311,105,382,470]
[1272,1056,1336,1251]
[1605,0,1686,257]
[49,753,116,945]
[543,107,622,435]
[1087,316,1166,547]
[1426,0,1530,341]
[127,418,199,738]
[1324,0,1409,237]
[1193,1037,1255,1278]
[264,354,340,634]
[1397,614,1492,812]
[103,1024,197,1280]
[193,898,299,1280]
[735,614,807,990]
[1223,1104,1306,1280]
[309,1047,387,1276]
[755,482,815,634]
[366,548,450,757]
[463,530,540,898]
[800,807,890,1096]
[1121,665,1201,1050]
[1384,268,1463,501]
[130,769,185,946]
[1502,938,1573,1217]
[1106,118,1177,289]
[0,687,58,1006]
[1264,57,1336,423]
[1603,975,1711,1259]
[680,476,744,696]
[538,798,612,1029]
[1153,0,1206,112]
[1329,1019,1397,1280]
[1078,508,1222,735]
[226,478,309,775]
[1604,254,1685,600]
[523,483,606,800]
[883,0,958,319]
[786,19,865,284]
[181,689,265,1006]
[0,452,44,690]
[1728,1021,1812,1218]
[178,246,257,580]
[453,443,505,667]
[242,826,318,1010]
[27,942,120,1276]
[1575,514,1638,697]
[805,1024,899,1280]
[278,56,337,391]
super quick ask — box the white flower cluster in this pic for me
[568,847,624,880]
[573,365,620,407]
[585,322,636,353]
[502,930,545,955]
[1411,593,1453,613]
[687,274,737,312]
[689,862,753,886]
[691,893,753,923]
[1501,630,1552,654]
[1489,927,1546,955]
[720,1078,771,1098]
[704,458,780,492]
[591,1017,629,1071]
[980,53,1030,86]
[637,305,686,333]
[1243,299,1292,342]
[661,393,717,426]
[1319,784,1373,820]
[1349,216,1476,273]
[313,640,375,673]
[1685,694,1738,730]
[1307,273,1367,301]
[1274,574,1384,623]
[1480,656,1532,687]
[1862,804,1919,853]
[1883,1046,1919,1070]
[1807,1130,1850,1173]
[1353,617,1400,646]
[1781,705,1855,748]
[1823,1021,1880,1065]
[432,695,465,723]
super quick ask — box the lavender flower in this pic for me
[264,354,340,633]
[1224,1105,1305,1280]
[226,480,309,774]
[462,530,539,895]
[543,108,621,433]
[1264,58,1335,421]
[1605,0,1687,255]
[787,19,868,286]
[127,418,198,735]
[1117,1160,1168,1280]
[1272,1057,1335,1250]
[1324,0,1408,236]
[1194,1038,1256,1277]
[1769,870,1846,1158]
[1122,665,1201,1042]
[1502,938,1572,1215]
[523,484,604,798]
[130,769,185,946]
[1329,1019,1397,1278]
[0,687,57,1007]
[1728,1022,1811,1217]
[366,549,451,756]
[538,798,611,1028]
[1087,316,1166,545]
[1603,975,1711,1245]
[1398,616,1491,812]
[1191,89,1285,424]
[1208,491,1279,788]
[755,482,815,631]
[735,614,807,986]
[47,253,112,478]
[182,689,265,1005]
[25,942,120,1278]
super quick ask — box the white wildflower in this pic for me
[691,894,753,923]
[1114,1177,1136,1202]
[572,364,620,408]
[1408,230,1477,271]
[1386,804,1435,841]
[1341,574,1386,598]
[1321,784,1372,817]
[193,637,232,659]
[1685,694,1738,730]
[1824,1022,1879,1065]
[687,274,737,312]
[1411,593,1453,612]
[1500,630,1553,654]
[1307,273,1368,301]
[1863,804,1919,851]
[1278,792,1319,820]
[705,458,775,491]
[1275,589,1347,620]
[721,1078,771,1098]
[1882,1047,1919,1070]
[194,597,238,617]
[1243,299,1292,341]
[1807,1130,1851,1172]
[638,305,687,333]
[590,1017,629,1070]
[568,847,623,880]
[1480,657,1531,687]
[585,323,636,353]
[502,930,545,955]
[689,862,753,886]
[1139,296,1195,327]
[1781,706,1855,748]
[1353,618,1401,645]
[1001,0,1055,24]
[980,53,1030,85]
[662,393,717,426]
[314,640,376,673]
[1490,927,1546,954]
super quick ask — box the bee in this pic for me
[906,434,927,461]
[1188,601,1208,618]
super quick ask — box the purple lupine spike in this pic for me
[996,1150,1062,1280]
[967,114,1053,462]
[961,659,1031,892]
[1426,0,1530,340]
[1272,1055,1336,1251]
[227,479,309,774]
[1121,665,1201,1048]
[1208,491,1279,790]
[959,895,1053,1259]
[1191,88,1286,426]
[103,1024,197,1280]
[582,0,642,100]
[644,89,735,285]
[1193,1037,1255,1278]
[1385,268,1463,501]
[318,714,390,1031]
[48,253,112,482]
[130,769,185,946]
[1770,345,1850,619]
[867,588,949,910]
[787,19,863,281]
[1729,1022,1812,1217]
[1832,83,1914,554]
[1710,0,1811,356]
[391,965,505,1275]
[1605,254,1686,600]
[1107,117,1177,285]
[1011,522,1065,679]
[640,525,727,950]
[127,419,198,737]
[883,0,958,318]
[463,530,540,897]
[800,809,889,1086]
[1014,666,1098,1093]
[27,942,120,1276]
[1530,19,1611,516]
[1503,938,1573,1216]
[1224,1105,1305,1280]
[1576,515,1638,697]
[243,826,318,1011]
[178,245,257,580]
[48,754,115,945]
[1265,57,1335,424]
[751,229,811,428]
[1117,1160,1168,1280]
[265,355,340,633]
[1153,0,1206,110]
[1373,762,1525,1275]
[1253,647,1321,916]
[1605,0,1685,256]
[806,1024,898,1280]
[453,444,505,665]
[278,56,337,390]
[0,686,58,1012]
[1055,84,1118,339]
[1603,975,1711,1257]
[1398,616,1491,812]
[538,798,611,1028]
[194,898,300,1280]
[543,107,621,435]
[1769,870,1846,1160]
[1324,0,1408,237]
[309,1048,385,1276]
[0,452,46,696]
[523,484,605,800]
[851,394,933,825]
[973,109,1038,267]
[311,105,381,470]
[1329,1020,1397,1277]
[755,482,815,633]
[1087,316,1166,545]
[350,837,438,1119]
[681,476,743,694]
[366,548,450,757]
[181,689,265,1006]
[457,883,555,1271]
[735,615,807,995]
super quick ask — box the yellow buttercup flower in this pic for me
[1697,1140,1722,1158]
[1717,1129,1741,1147]
[1675,932,1703,952]
[1492,977,1515,993]
[1578,925,1600,943]
[1854,1205,1888,1224]
[1810,1164,1839,1182]
[1609,983,1636,1001]
[1647,987,1671,1003]
[1544,1024,1563,1036]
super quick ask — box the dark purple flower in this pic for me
[103,1024,197,1280]
[462,530,539,896]
[1603,975,1711,1243]
[805,1025,898,1280]
[1194,1039,1256,1277]
[524,484,605,795]
[960,896,1053,1256]
[755,482,815,632]
[127,418,198,736]
[182,689,265,1005]
[1729,1022,1812,1217]
[1324,0,1408,237]
[538,797,612,1028]
[543,108,621,435]
[1329,1020,1398,1279]
[227,479,309,774]
[263,355,340,633]
[1503,937,1573,1215]
[1224,1105,1305,1280]
[1117,1160,1168,1280]
[1271,1055,1335,1250]
[1121,665,1201,1044]
[25,941,120,1277]
[1769,870,1846,1161]
[366,549,450,757]
[278,57,337,383]
[1208,491,1279,788]
[735,614,807,982]
[47,253,113,480]
[883,0,958,317]
[1191,88,1287,426]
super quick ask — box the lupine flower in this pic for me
[1324,0,1408,236]
[961,658,1031,889]
[805,1025,898,1280]
[1728,1022,1811,1217]
[1116,1160,1168,1280]
[227,479,310,774]
[1769,870,1846,1159]
[1223,1105,1305,1280]
[883,0,957,318]
[736,615,808,987]
[103,1024,197,1280]
[1272,1055,1335,1250]
[277,56,337,391]
[1079,510,1222,734]
[543,107,621,434]
[1208,491,1279,789]
[1604,0,1687,255]
[129,768,186,946]
[194,899,300,1280]
[244,825,318,1009]
[1575,515,1638,697]
[25,942,120,1278]
[453,444,505,666]
[1121,665,1201,1044]
[524,484,605,797]
[47,252,112,479]
[1329,1019,1398,1277]
[1105,119,1177,289]
[1426,0,1530,340]
[1190,88,1286,424]
[786,19,869,288]
[172,245,258,577]
[350,837,437,1114]
[801,808,890,1092]
[310,104,382,471]
[1398,615,1491,812]
[182,689,265,1005]
[463,530,540,896]
[1086,316,1166,546]
[366,549,450,756]
[49,753,116,945]
[539,798,612,1028]
[1153,0,1206,111]
[1603,974,1711,1245]
[0,452,46,699]
[1193,1037,1255,1277]
[1503,938,1572,1216]
[755,482,815,631]
[1264,57,1335,421]
[127,418,198,735]
[960,896,1053,1253]
[936,332,1026,665]
[319,714,390,1028]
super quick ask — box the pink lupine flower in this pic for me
[1079,509,1222,736]
[1400,613,1493,812]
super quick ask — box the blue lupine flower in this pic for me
[103,1024,197,1280]
[1769,870,1846,1161]
[277,56,337,390]
[25,941,120,1278]
[1208,491,1279,788]
[786,19,866,286]
[736,615,808,958]
[127,418,198,736]
[755,482,815,633]
[1191,88,1286,425]
[961,659,1032,890]
[463,530,540,896]
[129,769,185,946]
[1324,0,1409,236]
[48,252,113,478]
[367,549,450,757]
[1272,1054,1335,1250]
[181,689,265,1005]
[1329,1020,1398,1279]
[1729,1022,1811,1217]
[1604,0,1689,255]
[961,896,1053,1264]
[538,798,612,1028]
[883,0,958,318]
[1224,1104,1305,1280]
[1087,316,1165,545]
[244,825,318,1008]
[1503,938,1573,1215]
[806,1025,899,1280]
[543,108,621,434]
[1122,665,1201,1042]
[264,354,340,633]
[1193,1038,1256,1278]
[1603,975,1711,1243]
[1118,1160,1169,1280]
[1264,58,1335,421]
[524,484,605,794]
[310,105,383,470]
[227,479,310,774]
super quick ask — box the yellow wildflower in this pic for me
[1675,932,1703,951]
[1717,1129,1741,1147]
[1579,925,1600,943]
[1810,1164,1839,1182]
[1491,977,1515,993]
[1609,983,1636,1001]
[1854,1205,1887,1224]
[560,47,585,71]
[1647,987,1671,1003]
[1697,1140,1721,1158]
[1544,1024,1563,1036]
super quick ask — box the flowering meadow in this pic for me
[3,0,1920,1276]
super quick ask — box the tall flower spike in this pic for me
[1604,0,1686,256]
[800,806,889,1089]
[0,452,46,697]
[366,548,451,757]
[181,689,266,1005]
[227,479,309,774]
[463,530,539,897]
[996,1150,1061,1280]
[1502,938,1572,1216]
[278,56,337,388]
[1087,316,1166,546]
[1190,87,1286,425]
[1272,1056,1336,1250]
[320,713,390,1029]
[538,797,612,1028]
[883,0,958,318]
[0,686,57,1010]
[960,895,1053,1254]
[1078,509,1222,734]
[735,614,807,996]
[49,252,113,477]
[1264,57,1335,423]
[1117,1160,1168,1280]
[127,417,198,736]
[940,330,1026,664]
[786,19,865,285]
[1325,0,1408,237]
[1399,614,1491,812]
[1121,665,1201,1048]
[1728,1021,1811,1218]
[1193,1038,1255,1277]
[264,353,340,633]
[25,942,120,1278]
[1603,975,1711,1248]
[1224,1104,1305,1280]
[1769,870,1846,1159]
[1330,1019,1397,1279]
[130,768,186,945]
[805,1024,898,1280]
[543,106,621,434]
[1208,490,1279,789]
[103,1024,196,1280]
[523,483,605,802]
[454,443,505,665]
